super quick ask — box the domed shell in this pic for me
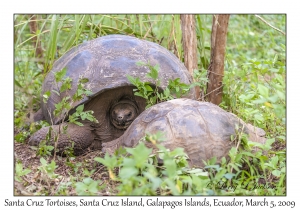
[41,35,195,124]
[106,98,265,167]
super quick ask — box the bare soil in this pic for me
[14,140,116,196]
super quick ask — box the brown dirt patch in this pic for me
[14,141,117,196]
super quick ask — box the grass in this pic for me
[14,14,286,195]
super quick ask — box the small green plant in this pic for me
[36,68,98,158]
[55,181,73,195]
[95,153,118,180]
[65,156,82,173]
[35,140,55,157]
[15,162,32,182]
[192,68,209,95]
[38,157,59,179]
[31,126,54,157]
[14,131,30,143]
[75,177,103,195]
[127,61,192,108]
[60,142,76,157]
[94,133,215,195]
[95,128,283,195]
[222,55,286,131]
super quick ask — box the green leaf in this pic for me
[119,167,139,179]
[204,164,220,170]
[163,159,177,179]
[79,78,89,84]
[147,64,159,80]
[40,157,47,165]
[276,90,285,100]
[14,79,22,88]
[94,153,117,169]
[184,168,208,177]
[136,61,145,66]
[164,87,170,98]
[75,182,88,194]
[126,75,137,85]
[122,157,136,168]
[257,84,269,98]
[179,175,192,186]
[126,143,152,168]
[143,171,162,190]
[224,173,235,180]
[252,98,267,104]
[60,77,72,92]
[15,163,23,173]
[55,67,67,82]
[145,85,153,91]
[164,178,180,195]
[75,177,99,195]
[272,169,281,177]
[42,91,51,103]
[176,179,183,193]
[271,156,279,166]
[73,121,84,126]
[76,104,84,113]
[134,92,145,98]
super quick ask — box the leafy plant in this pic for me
[15,162,31,182]
[222,57,286,139]
[38,157,59,179]
[95,133,215,195]
[34,68,99,158]
[35,140,55,157]
[75,177,103,195]
[14,131,30,143]
[127,61,192,108]
[65,157,82,173]
[95,153,118,180]
[55,181,73,195]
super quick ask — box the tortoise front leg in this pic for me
[28,123,95,155]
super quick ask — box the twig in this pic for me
[255,15,286,36]
[201,84,224,100]
[53,177,64,195]
[206,69,224,77]
[143,16,154,39]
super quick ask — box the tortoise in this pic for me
[102,98,266,168]
[28,35,195,155]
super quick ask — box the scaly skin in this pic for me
[28,123,95,155]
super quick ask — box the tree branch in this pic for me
[255,15,286,36]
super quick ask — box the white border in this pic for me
[2,0,299,209]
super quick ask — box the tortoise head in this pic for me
[110,98,139,130]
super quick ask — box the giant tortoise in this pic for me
[29,35,195,155]
[102,98,266,167]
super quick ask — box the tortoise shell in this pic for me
[41,35,195,124]
[102,98,266,167]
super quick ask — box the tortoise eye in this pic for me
[127,112,132,117]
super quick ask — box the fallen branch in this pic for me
[255,15,286,36]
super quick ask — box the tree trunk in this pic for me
[206,14,230,105]
[180,14,200,100]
